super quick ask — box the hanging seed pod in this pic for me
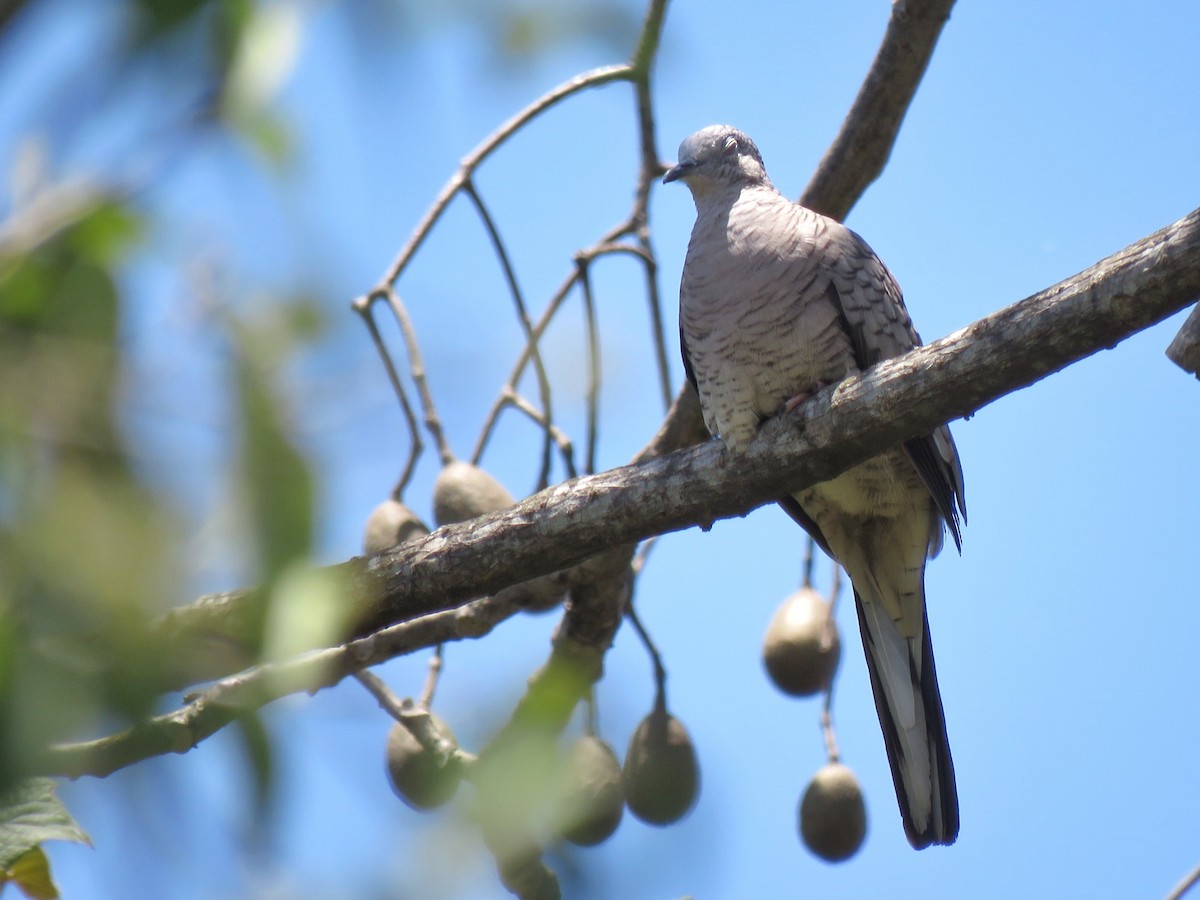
[554,735,625,846]
[762,586,841,697]
[362,499,430,555]
[385,712,461,811]
[622,705,699,825]
[798,762,867,862]
[432,460,515,526]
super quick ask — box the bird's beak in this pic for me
[662,161,693,184]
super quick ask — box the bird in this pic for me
[664,125,966,849]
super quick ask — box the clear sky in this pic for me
[5,0,1200,898]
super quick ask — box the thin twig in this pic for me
[626,599,667,700]
[575,255,603,474]
[42,591,527,779]
[629,0,674,410]
[353,301,423,496]
[819,687,841,765]
[368,64,635,293]
[356,669,473,770]
[378,287,453,464]
[490,388,578,479]
[460,179,556,485]
[354,669,408,720]
[419,644,444,709]
[1166,863,1200,900]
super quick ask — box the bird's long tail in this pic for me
[854,586,958,849]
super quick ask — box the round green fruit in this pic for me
[385,712,461,811]
[622,706,699,825]
[762,586,841,697]
[799,762,867,862]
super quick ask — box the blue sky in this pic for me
[5,0,1200,898]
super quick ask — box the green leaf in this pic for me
[5,846,58,900]
[0,779,90,871]
[67,203,143,268]
[236,113,294,169]
[234,345,313,579]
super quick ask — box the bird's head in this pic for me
[663,125,771,197]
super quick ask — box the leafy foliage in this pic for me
[0,778,90,899]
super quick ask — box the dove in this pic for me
[665,125,966,849]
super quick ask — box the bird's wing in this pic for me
[823,225,966,548]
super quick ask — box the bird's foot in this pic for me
[782,381,833,414]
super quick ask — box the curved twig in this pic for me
[377,286,453,464]
[369,64,635,293]
[353,301,424,496]
[460,179,557,486]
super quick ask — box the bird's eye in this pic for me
[723,136,738,155]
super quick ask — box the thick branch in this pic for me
[46,208,1200,778]
[348,207,1200,620]
[799,0,957,219]
[142,207,1199,696]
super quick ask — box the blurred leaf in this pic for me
[224,3,302,114]
[0,255,50,327]
[127,0,214,46]
[66,202,142,268]
[2,847,58,900]
[235,113,294,169]
[262,563,355,664]
[492,1,638,62]
[210,0,255,74]
[220,2,301,168]
[232,711,274,820]
[0,194,180,768]
[0,779,89,871]
[234,333,314,580]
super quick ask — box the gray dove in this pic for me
[665,125,966,849]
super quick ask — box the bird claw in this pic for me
[782,381,832,414]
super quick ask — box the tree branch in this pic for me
[42,590,527,779]
[50,206,1200,779]
[338,206,1200,626]
[1166,302,1200,377]
[799,0,958,220]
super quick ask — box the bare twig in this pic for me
[353,302,424,496]
[42,591,526,779]
[1166,863,1200,900]
[819,686,841,764]
[353,669,407,720]
[356,669,473,770]
[461,179,556,484]
[366,64,635,293]
[801,537,815,588]
[419,645,444,709]
[574,255,603,474]
[375,287,453,464]
[626,599,668,698]
[491,388,579,479]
